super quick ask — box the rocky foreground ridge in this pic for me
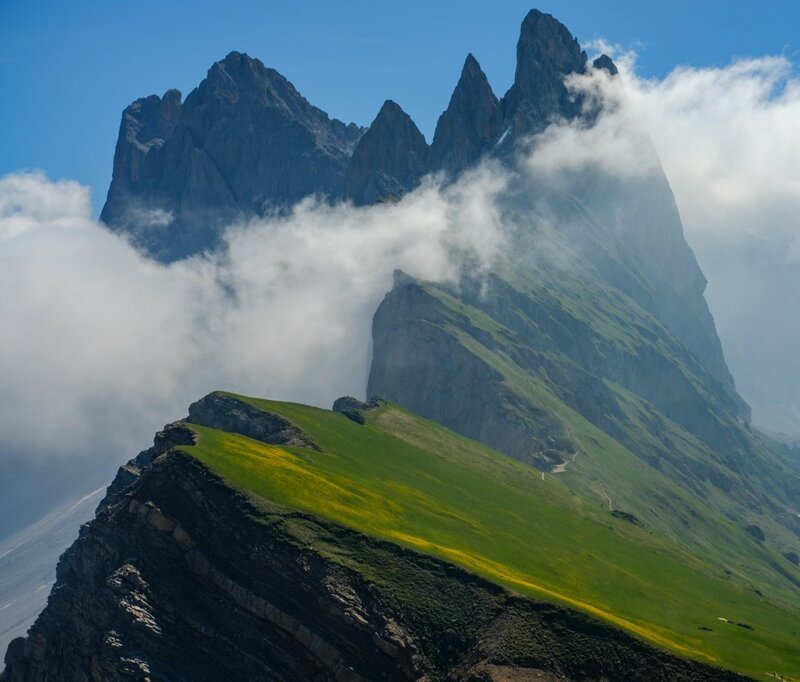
[2,395,747,681]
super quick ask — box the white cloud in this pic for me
[0,171,91,243]
[0,166,507,462]
[530,46,800,421]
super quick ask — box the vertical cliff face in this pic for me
[345,100,429,205]
[100,51,365,261]
[428,54,501,175]
[500,9,588,141]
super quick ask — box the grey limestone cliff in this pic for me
[428,54,501,175]
[345,100,429,205]
[101,51,364,261]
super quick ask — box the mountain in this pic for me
[368,11,800,561]
[8,6,800,679]
[0,486,104,660]
[3,393,785,679]
[101,51,365,261]
[345,100,429,205]
[427,54,501,175]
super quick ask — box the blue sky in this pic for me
[2,0,798,215]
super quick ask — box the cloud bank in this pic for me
[0,167,507,462]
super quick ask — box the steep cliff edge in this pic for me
[2,417,746,681]
[100,51,364,261]
[6,393,800,678]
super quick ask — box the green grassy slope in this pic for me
[429,285,799,585]
[181,393,800,679]
[377,262,800,570]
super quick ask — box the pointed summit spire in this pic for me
[429,53,501,175]
[501,9,587,138]
[345,100,429,205]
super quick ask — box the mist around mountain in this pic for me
[0,486,104,659]
[2,6,800,679]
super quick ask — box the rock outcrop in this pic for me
[368,274,577,470]
[500,9,588,142]
[2,431,746,681]
[187,392,319,450]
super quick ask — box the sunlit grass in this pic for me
[182,395,800,678]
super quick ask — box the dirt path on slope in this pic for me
[599,483,613,511]
[550,451,579,474]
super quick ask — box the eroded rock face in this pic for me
[500,9,588,141]
[101,51,365,261]
[187,392,319,450]
[345,100,429,205]
[368,273,578,470]
[428,54,501,176]
[2,445,745,681]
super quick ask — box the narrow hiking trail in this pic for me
[550,451,579,474]
[599,483,614,511]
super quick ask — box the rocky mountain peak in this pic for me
[461,52,482,77]
[516,9,586,75]
[592,53,619,76]
[502,9,588,137]
[429,53,501,175]
[374,99,414,126]
[101,53,365,261]
[123,89,182,141]
[345,100,428,205]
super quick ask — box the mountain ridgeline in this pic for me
[101,11,610,255]
[89,0,800,640]
[8,7,800,680]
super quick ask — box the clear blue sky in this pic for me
[2,0,798,215]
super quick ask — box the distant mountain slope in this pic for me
[5,392,794,678]
[366,9,800,597]
[0,486,103,666]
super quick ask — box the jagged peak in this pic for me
[124,88,181,114]
[428,52,501,174]
[457,53,496,95]
[375,99,410,121]
[207,50,285,88]
[515,9,586,80]
[462,52,481,75]
[500,9,588,136]
[367,100,425,139]
[518,10,579,49]
[592,53,619,76]
[162,88,182,103]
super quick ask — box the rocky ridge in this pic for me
[2,399,748,681]
[100,10,609,260]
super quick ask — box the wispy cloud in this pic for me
[0,164,508,462]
